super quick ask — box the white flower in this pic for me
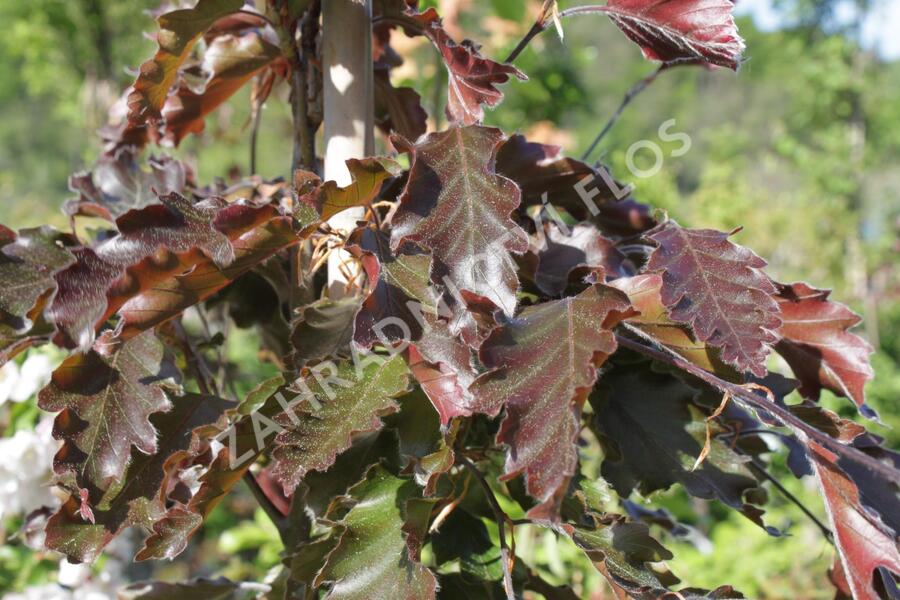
[0,354,54,406]
[0,417,58,522]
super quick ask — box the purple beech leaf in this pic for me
[807,440,900,600]
[774,282,876,418]
[644,221,781,377]
[611,273,739,379]
[0,226,76,335]
[495,134,656,237]
[127,0,244,124]
[391,125,528,317]
[412,10,526,125]
[469,283,635,518]
[566,0,745,70]
[66,148,189,221]
[43,392,232,563]
[38,330,179,495]
[374,69,429,141]
[535,222,629,296]
[347,223,437,348]
[315,466,437,600]
[271,355,411,495]
[291,297,362,364]
[590,361,772,532]
[408,317,479,425]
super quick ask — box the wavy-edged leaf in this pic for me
[612,273,738,378]
[412,10,526,125]
[0,226,75,336]
[408,317,478,425]
[272,355,410,495]
[127,0,244,124]
[391,125,528,316]
[315,466,437,600]
[44,392,231,563]
[48,194,267,350]
[160,30,282,146]
[347,224,437,348]
[38,330,178,495]
[294,157,402,227]
[470,284,635,518]
[566,0,745,70]
[116,213,297,340]
[136,381,295,560]
[645,222,781,377]
[66,148,188,221]
[495,134,655,237]
[774,282,876,418]
[589,361,771,531]
[807,440,900,600]
[291,297,361,364]
[374,69,428,141]
[535,222,628,296]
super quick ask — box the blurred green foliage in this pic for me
[0,0,898,598]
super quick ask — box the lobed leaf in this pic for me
[774,281,876,418]
[566,0,745,70]
[645,221,781,377]
[127,0,244,124]
[315,466,437,600]
[38,330,178,495]
[470,283,635,518]
[391,125,528,317]
[412,10,526,125]
[271,355,411,495]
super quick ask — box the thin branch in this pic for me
[505,20,545,64]
[581,65,665,161]
[243,471,288,532]
[614,330,900,485]
[249,88,263,174]
[459,456,515,600]
[746,458,834,543]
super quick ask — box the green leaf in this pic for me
[272,354,411,495]
[316,466,437,600]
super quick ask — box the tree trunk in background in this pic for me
[323,0,374,296]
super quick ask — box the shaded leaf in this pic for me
[645,222,781,377]
[432,508,503,581]
[589,361,770,529]
[347,224,436,348]
[66,148,188,221]
[374,69,429,141]
[495,134,654,238]
[38,330,178,495]
[391,125,528,316]
[291,297,361,364]
[535,222,628,296]
[119,577,259,600]
[470,284,634,518]
[566,0,745,70]
[774,281,876,418]
[316,466,437,600]
[272,355,411,495]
